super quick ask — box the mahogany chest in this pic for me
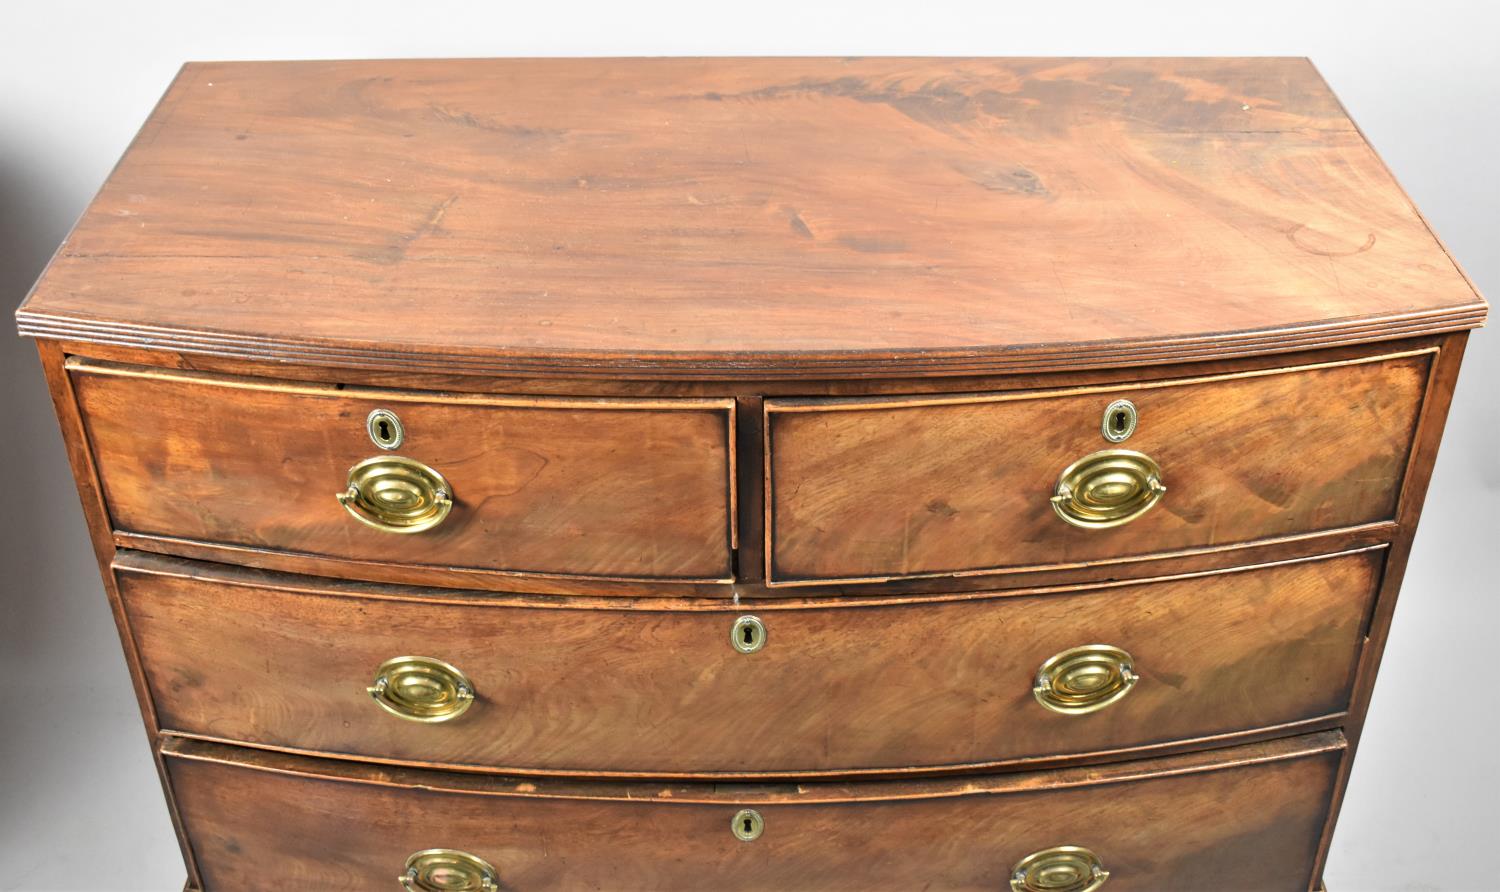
[16,57,1486,891]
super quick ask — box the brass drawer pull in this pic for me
[1050,449,1165,529]
[368,656,476,723]
[338,455,453,534]
[1033,645,1138,716]
[1010,846,1109,892]
[400,849,498,892]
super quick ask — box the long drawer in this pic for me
[70,359,736,583]
[162,732,1344,891]
[766,350,1430,584]
[121,549,1377,777]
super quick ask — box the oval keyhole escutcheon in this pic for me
[367,408,405,450]
[732,809,764,842]
[1100,399,1137,443]
[730,615,766,654]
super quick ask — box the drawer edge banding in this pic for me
[152,712,1351,782]
[761,345,1437,414]
[111,543,1389,612]
[158,730,1348,805]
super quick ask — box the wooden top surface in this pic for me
[16,57,1485,379]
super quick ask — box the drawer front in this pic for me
[72,360,734,581]
[122,550,1377,776]
[164,733,1342,891]
[766,350,1429,584]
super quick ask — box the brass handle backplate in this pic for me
[369,656,476,723]
[400,849,498,892]
[1010,846,1109,892]
[338,455,453,534]
[1050,449,1165,529]
[1033,645,1138,716]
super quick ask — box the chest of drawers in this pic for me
[17,57,1485,891]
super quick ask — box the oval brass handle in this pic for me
[338,455,453,534]
[400,849,498,892]
[1033,645,1138,716]
[1050,449,1165,529]
[369,656,476,723]
[1010,846,1109,892]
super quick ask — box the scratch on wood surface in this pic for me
[360,194,459,265]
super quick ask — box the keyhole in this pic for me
[1100,399,1136,443]
[367,409,404,450]
[730,616,766,654]
[731,808,763,841]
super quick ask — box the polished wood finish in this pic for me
[768,349,1429,583]
[71,359,735,582]
[162,732,1344,891]
[121,549,1376,778]
[33,344,204,888]
[15,58,1482,380]
[16,58,1485,891]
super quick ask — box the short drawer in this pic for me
[71,360,735,582]
[766,349,1430,584]
[121,549,1378,777]
[163,732,1343,891]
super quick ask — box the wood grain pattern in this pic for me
[120,549,1376,778]
[15,58,1484,380]
[768,350,1429,583]
[12,56,1488,890]
[1308,332,1469,886]
[34,344,205,889]
[162,732,1344,891]
[71,360,735,582]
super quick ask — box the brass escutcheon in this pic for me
[1050,449,1165,529]
[400,849,498,892]
[1033,645,1138,716]
[731,808,764,842]
[1010,846,1110,892]
[730,615,767,654]
[368,656,476,724]
[338,455,453,533]
[1100,399,1137,443]
[367,408,406,450]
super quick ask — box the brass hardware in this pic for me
[400,849,498,892]
[1050,449,1165,529]
[368,656,476,723]
[1100,399,1137,443]
[1033,645,1138,716]
[1010,846,1109,892]
[367,408,405,450]
[730,615,767,654]
[731,808,764,842]
[338,455,453,533]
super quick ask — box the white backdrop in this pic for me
[1,2,1494,890]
